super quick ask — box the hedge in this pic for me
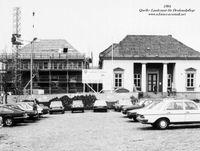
[49,94,97,110]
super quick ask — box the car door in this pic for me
[164,102,185,123]
[184,101,200,122]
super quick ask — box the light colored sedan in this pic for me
[114,99,133,112]
[137,99,200,129]
[49,101,65,114]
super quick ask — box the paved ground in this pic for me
[1,110,200,151]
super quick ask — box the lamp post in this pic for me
[30,37,37,96]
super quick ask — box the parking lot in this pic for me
[1,110,200,151]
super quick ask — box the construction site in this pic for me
[0,7,93,100]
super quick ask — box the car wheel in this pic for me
[49,112,52,114]
[156,118,169,130]
[82,110,84,113]
[62,111,65,114]
[4,118,14,127]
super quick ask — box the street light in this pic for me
[30,37,37,96]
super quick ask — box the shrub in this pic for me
[60,95,73,110]
[58,94,97,110]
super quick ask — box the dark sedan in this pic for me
[0,105,28,126]
[93,100,108,112]
[16,102,38,119]
[127,100,162,121]
[122,99,153,115]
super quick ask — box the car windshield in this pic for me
[138,100,146,106]
[73,101,83,105]
[147,101,163,110]
[50,101,62,107]
[94,100,106,106]
[17,103,32,110]
[119,100,132,105]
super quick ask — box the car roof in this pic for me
[73,100,83,102]
[163,98,193,102]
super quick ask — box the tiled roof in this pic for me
[19,39,78,54]
[100,35,200,60]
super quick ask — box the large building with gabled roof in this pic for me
[0,39,90,94]
[99,35,200,97]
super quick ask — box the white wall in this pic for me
[174,60,200,92]
[102,60,134,92]
[102,59,200,93]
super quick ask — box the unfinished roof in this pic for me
[100,35,200,60]
[19,39,78,54]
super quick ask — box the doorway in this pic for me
[148,73,158,92]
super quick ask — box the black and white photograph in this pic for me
[0,0,200,150]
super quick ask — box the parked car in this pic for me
[39,104,49,114]
[0,116,3,127]
[122,99,153,115]
[16,102,38,119]
[71,100,84,113]
[49,101,65,114]
[22,99,39,112]
[4,103,26,112]
[93,100,108,112]
[127,100,162,121]
[0,105,28,126]
[137,99,200,129]
[114,99,133,112]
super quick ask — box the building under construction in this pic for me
[0,39,91,94]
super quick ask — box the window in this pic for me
[186,73,194,87]
[134,74,141,88]
[166,102,183,110]
[44,62,48,69]
[58,62,62,69]
[184,102,198,110]
[168,74,172,88]
[113,68,124,89]
[114,73,122,88]
[185,68,196,90]
[23,62,29,69]
[38,62,43,69]
[78,62,82,68]
[53,62,58,69]
[52,75,58,81]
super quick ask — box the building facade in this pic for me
[99,35,200,96]
[0,39,90,94]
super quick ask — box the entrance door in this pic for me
[148,74,157,92]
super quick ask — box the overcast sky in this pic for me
[0,0,200,65]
